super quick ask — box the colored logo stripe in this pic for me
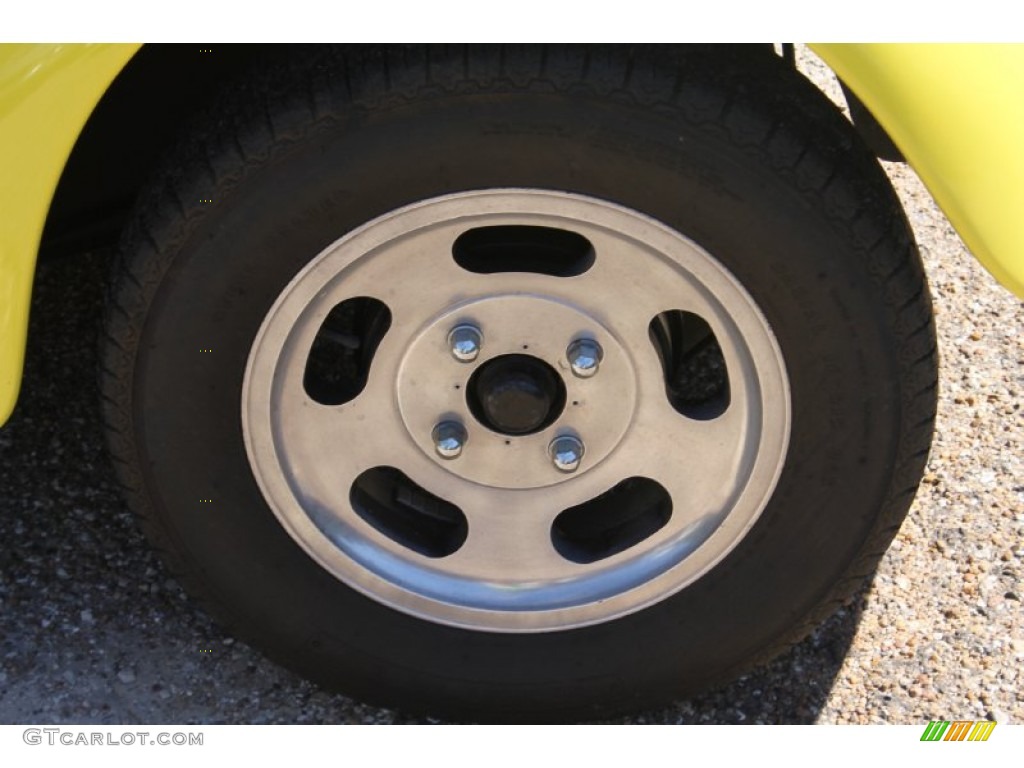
[968,721,996,741]
[944,721,973,741]
[920,721,996,742]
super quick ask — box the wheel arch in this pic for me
[10,43,994,428]
[40,44,271,257]
[0,43,139,424]
[0,43,271,425]
[813,43,1024,298]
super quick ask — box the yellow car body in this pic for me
[0,43,140,424]
[1,43,1022,426]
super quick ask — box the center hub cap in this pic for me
[469,354,566,435]
[396,293,636,489]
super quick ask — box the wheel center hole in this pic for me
[466,354,566,436]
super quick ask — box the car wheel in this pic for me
[101,45,937,721]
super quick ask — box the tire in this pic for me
[101,45,937,721]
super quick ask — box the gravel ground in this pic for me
[0,49,1021,725]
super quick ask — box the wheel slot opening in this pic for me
[303,297,391,405]
[649,310,730,420]
[453,225,595,277]
[350,467,467,559]
[552,478,672,564]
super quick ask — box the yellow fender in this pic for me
[0,44,141,424]
[813,43,1024,297]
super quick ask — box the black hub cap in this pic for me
[467,354,567,436]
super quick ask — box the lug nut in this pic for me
[567,338,603,378]
[432,421,467,459]
[449,325,483,362]
[549,435,585,473]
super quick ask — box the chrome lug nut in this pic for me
[449,325,483,362]
[567,338,603,378]
[432,421,467,459]
[549,435,585,473]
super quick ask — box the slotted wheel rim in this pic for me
[242,189,791,632]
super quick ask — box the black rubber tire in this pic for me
[101,44,937,722]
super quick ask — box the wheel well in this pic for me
[39,44,271,258]
[41,44,880,258]
[839,80,904,162]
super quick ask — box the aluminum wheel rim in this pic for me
[242,189,791,632]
